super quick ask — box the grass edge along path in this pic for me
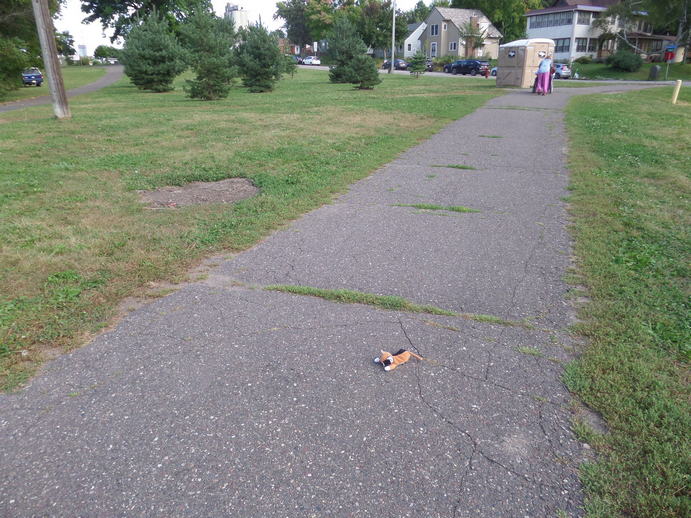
[0,71,502,391]
[563,86,690,517]
[264,285,526,327]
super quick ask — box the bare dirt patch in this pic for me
[138,178,259,208]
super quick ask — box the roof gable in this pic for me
[432,7,503,39]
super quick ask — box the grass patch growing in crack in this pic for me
[479,134,503,138]
[517,346,543,357]
[265,285,530,328]
[394,203,479,213]
[564,86,690,517]
[265,285,457,316]
[432,164,477,170]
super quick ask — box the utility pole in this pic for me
[389,0,396,74]
[31,0,70,119]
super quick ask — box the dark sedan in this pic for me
[382,59,408,70]
[449,60,490,76]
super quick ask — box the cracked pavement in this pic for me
[0,83,655,517]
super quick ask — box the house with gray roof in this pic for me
[418,7,502,60]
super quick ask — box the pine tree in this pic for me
[326,17,366,84]
[349,54,382,90]
[234,24,285,93]
[180,10,237,100]
[121,14,187,93]
[408,51,427,78]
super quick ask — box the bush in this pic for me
[349,54,381,90]
[235,24,285,93]
[432,55,455,71]
[121,14,187,92]
[326,17,366,84]
[574,55,593,64]
[0,37,30,100]
[606,49,643,72]
[408,51,427,78]
[180,10,237,100]
[284,55,298,78]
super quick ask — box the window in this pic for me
[431,41,437,57]
[443,23,447,31]
[554,38,570,53]
[407,43,412,51]
[576,38,587,52]
[529,11,573,29]
[449,41,457,51]
[587,38,597,52]
[430,24,439,36]
[651,40,662,51]
[577,11,591,25]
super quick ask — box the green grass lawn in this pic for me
[565,87,690,517]
[0,66,108,104]
[0,69,500,390]
[571,61,691,81]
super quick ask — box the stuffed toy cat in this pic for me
[373,349,423,371]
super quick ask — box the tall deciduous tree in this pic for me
[451,0,544,42]
[0,0,59,97]
[275,0,313,48]
[403,1,431,24]
[94,45,122,58]
[80,0,212,41]
[596,0,689,59]
[356,0,405,55]
[55,30,76,57]
[304,0,336,42]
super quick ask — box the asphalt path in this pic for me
[0,81,658,517]
[0,65,124,113]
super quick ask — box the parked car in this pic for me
[443,60,463,73]
[382,59,408,70]
[302,56,321,65]
[22,68,43,87]
[449,60,490,76]
[553,63,571,79]
[491,66,497,76]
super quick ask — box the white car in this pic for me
[302,56,321,65]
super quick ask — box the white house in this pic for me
[525,0,677,62]
[404,22,427,58]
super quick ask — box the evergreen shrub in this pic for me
[235,24,285,93]
[121,14,187,92]
[180,10,237,100]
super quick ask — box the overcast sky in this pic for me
[54,0,421,55]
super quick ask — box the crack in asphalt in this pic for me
[397,317,563,515]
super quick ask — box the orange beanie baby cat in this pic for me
[373,349,423,371]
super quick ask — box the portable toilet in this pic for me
[496,38,555,88]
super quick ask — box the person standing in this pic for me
[535,53,553,95]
